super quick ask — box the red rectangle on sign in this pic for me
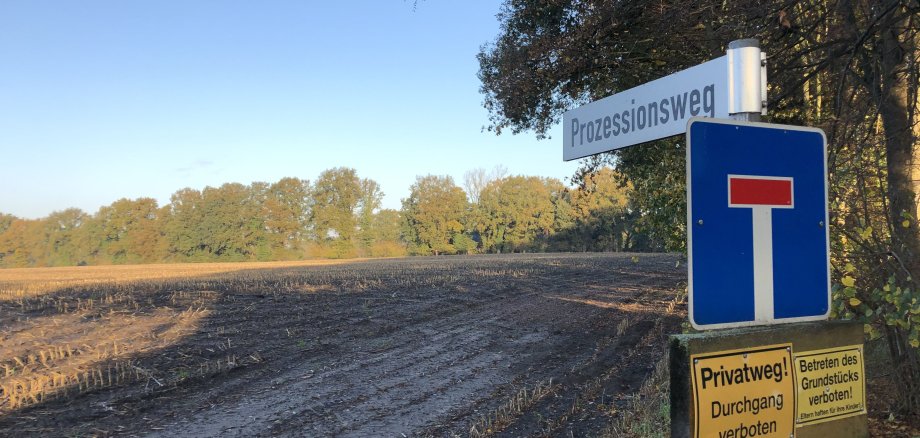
[729,177,793,206]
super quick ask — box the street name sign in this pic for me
[563,57,728,161]
[562,41,767,161]
[686,118,830,330]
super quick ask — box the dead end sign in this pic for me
[686,118,830,330]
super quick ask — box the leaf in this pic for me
[849,297,862,306]
[844,263,856,273]
[841,276,856,287]
[865,324,882,340]
[910,339,919,348]
[903,220,911,228]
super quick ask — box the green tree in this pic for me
[163,187,205,261]
[369,208,408,257]
[476,176,559,253]
[402,175,469,255]
[161,184,263,261]
[263,177,311,259]
[0,214,15,266]
[311,168,360,246]
[310,168,381,258]
[567,167,640,252]
[0,217,40,267]
[40,208,91,266]
[95,198,162,264]
[197,183,264,261]
[373,209,403,242]
[356,179,384,253]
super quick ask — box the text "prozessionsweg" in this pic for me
[570,84,716,148]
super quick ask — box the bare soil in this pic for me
[0,253,686,437]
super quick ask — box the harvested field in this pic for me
[0,253,687,437]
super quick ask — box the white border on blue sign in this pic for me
[686,117,831,330]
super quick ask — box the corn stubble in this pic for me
[0,260,345,413]
[0,258,535,414]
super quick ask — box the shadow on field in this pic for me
[0,253,687,437]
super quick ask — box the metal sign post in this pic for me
[727,38,767,122]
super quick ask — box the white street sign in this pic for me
[562,41,766,161]
[563,57,726,161]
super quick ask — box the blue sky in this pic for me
[0,1,579,219]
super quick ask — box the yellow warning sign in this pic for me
[690,344,795,438]
[794,345,866,426]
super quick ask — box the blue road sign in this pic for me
[686,117,830,330]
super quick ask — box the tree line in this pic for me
[0,166,657,268]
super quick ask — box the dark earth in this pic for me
[0,253,686,437]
